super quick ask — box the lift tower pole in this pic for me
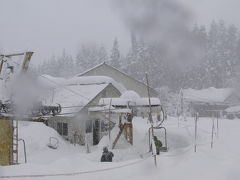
[145,73,157,167]
[0,52,34,165]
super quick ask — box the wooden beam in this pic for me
[0,53,25,58]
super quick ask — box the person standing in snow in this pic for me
[153,136,162,155]
[101,147,114,162]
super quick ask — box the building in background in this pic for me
[181,87,240,117]
[76,62,159,97]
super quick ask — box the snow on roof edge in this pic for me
[182,87,234,103]
[38,74,126,93]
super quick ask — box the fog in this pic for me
[112,0,201,70]
[0,0,239,65]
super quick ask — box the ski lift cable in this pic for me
[40,75,91,101]
[0,104,112,119]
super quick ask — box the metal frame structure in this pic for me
[148,126,168,152]
[0,52,33,166]
[18,138,27,163]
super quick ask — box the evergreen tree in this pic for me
[57,50,75,77]
[76,44,108,73]
[98,45,108,64]
[109,38,121,68]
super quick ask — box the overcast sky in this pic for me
[0,0,239,65]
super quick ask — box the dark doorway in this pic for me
[93,120,100,145]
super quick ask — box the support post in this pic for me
[177,108,180,128]
[211,118,215,149]
[146,73,157,167]
[21,52,34,73]
[216,112,219,138]
[194,113,198,152]
[108,99,112,142]
[0,57,4,74]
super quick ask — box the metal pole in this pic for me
[51,89,54,103]
[217,112,219,138]
[108,99,112,141]
[16,120,19,164]
[0,57,4,74]
[146,73,152,122]
[194,114,198,152]
[180,89,183,117]
[177,108,180,128]
[211,118,215,148]
[18,139,27,163]
[145,73,157,167]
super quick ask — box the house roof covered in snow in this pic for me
[38,75,124,116]
[75,62,159,97]
[224,105,240,113]
[99,90,161,107]
[38,74,126,93]
[52,83,109,115]
[182,87,234,104]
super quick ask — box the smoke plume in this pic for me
[112,0,203,71]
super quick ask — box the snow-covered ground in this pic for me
[1,116,240,180]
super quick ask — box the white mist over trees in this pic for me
[36,0,240,91]
[35,20,240,92]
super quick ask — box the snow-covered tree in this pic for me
[76,44,108,73]
[109,38,121,68]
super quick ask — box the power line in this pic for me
[39,75,91,101]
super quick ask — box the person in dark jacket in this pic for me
[101,147,114,162]
[153,136,162,155]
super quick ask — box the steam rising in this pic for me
[112,0,202,70]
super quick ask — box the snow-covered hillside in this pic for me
[1,117,240,180]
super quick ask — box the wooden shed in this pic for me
[0,117,13,166]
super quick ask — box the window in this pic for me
[57,122,68,136]
[63,123,68,136]
[101,121,107,132]
[85,120,92,133]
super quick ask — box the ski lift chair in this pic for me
[148,127,168,152]
[148,107,168,152]
[47,137,59,149]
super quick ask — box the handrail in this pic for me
[18,138,27,163]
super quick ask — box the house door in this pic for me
[93,120,100,145]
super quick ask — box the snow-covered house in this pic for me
[182,87,240,117]
[99,90,161,118]
[76,62,159,97]
[224,105,240,119]
[38,75,124,145]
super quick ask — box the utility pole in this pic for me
[194,113,198,152]
[211,117,215,149]
[216,111,219,138]
[108,99,112,142]
[145,73,157,167]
